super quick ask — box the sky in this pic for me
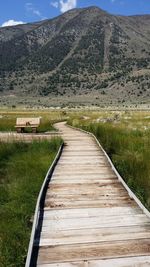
[0,0,150,27]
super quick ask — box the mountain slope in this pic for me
[0,6,150,107]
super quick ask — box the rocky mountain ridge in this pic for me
[0,6,150,107]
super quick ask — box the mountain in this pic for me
[0,6,150,107]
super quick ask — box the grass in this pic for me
[0,117,16,132]
[68,112,150,210]
[0,138,62,267]
[0,110,69,132]
[0,115,55,132]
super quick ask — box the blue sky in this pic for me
[0,0,150,27]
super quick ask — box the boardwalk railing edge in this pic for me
[67,123,150,219]
[25,143,64,267]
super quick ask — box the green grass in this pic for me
[0,138,62,267]
[68,118,150,211]
[0,110,69,132]
[0,117,16,131]
[0,116,55,132]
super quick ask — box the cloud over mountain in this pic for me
[50,0,77,13]
[1,19,25,27]
[60,0,77,13]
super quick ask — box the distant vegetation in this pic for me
[0,138,62,267]
[68,111,150,210]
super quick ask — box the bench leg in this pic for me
[17,128,21,133]
[32,128,37,133]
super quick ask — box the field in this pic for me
[0,110,64,267]
[0,109,150,266]
[0,138,62,267]
[0,110,69,132]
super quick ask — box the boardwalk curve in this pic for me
[28,122,150,267]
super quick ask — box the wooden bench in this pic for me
[15,118,41,133]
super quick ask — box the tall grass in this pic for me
[0,138,62,267]
[0,117,16,131]
[68,119,150,211]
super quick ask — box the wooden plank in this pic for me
[37,239,150,264]
[63,148,101,151]
[54,166,114,172]
[58,159,108,163]
[51,174,117,179]
[58,162,109,166]
[37,256,150,266]
[42,207,142,219]
[52,173,116,177]
[60,155,107,159]
[45,193,129,201]
[47,193,129,199]
[63,154,103,157]
[48,183,124,191]
[41,214,149,231]
[50,181,119,186]
[37,225,150,246]
[42,210,144,222]
[50,179,120,184]
[44,199,136,209]
[47,188,126,195]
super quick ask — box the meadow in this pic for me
[0,110,68,132]
[0,136,62,267]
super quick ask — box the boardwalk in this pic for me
[35,122,150,267]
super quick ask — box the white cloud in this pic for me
[26,3,46,20]
[33,9,42,17]
[60,0,77,13]
[50,0,77,13]
[26,2,32,6]
[1,20,25,27]
[51,1,59,8]
[110,0,124,5]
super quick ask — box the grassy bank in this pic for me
[0,138,62,267]
[68,118,150,211]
